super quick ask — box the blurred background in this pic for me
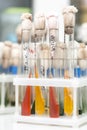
[0,0,32,42]
[0,0,87,43]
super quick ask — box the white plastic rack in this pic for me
[13,76,87,128]
[0,74,16,114]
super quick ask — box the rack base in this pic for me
[14,114,87,128]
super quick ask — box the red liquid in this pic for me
[49,87,60,118]
[21,86,31,116]
[21,72,32,116]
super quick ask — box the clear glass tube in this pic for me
[77,44,87,114]
[63,14,75,116]
[64,31,74,78]
[22,29,31,75]
[21,28,32,116]
[31,29,45,115]
[38,29,50,115]
[48,21,60,117]
[49,29,60,118]
[34,14,49,115]
[49,28,59,77]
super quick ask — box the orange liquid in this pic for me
[64,70,73,116]
[35,64,45,115]
[21,86,31,115]
[21,71,32,116]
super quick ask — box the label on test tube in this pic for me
[49,32,56,57]
[23,42,29,74]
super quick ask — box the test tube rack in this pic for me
[13,76,87,128]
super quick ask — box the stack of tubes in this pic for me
[20,5,87,118]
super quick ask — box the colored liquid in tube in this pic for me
[31,100,35,114]
[48,29,60,117]
[62,6,78,116]
[21,13,32,115]
[49,57,60,117]
[35,86,45,115]
[47,15,60,117]
[49,87,60,117]
[49,66,60,117]
[59,88,64,116]
[64,87,73,116]
[21,71,32,116]
[30,32,45,115]
[21,86,31,116]
[82,86,87,113]
[35,64,45,115]
[78,87,83,115]
[64,70,73,116]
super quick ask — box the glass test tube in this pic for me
[76,44,87,115]
[39,42,50,115]
[34,32,45,115]
[47,15,60,117]
[83,46,87,113]
[21,28,32,116]
[32,14,46,115]
[63,7,77,116]
[21,14,32,116]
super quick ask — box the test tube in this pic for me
[77,44,87,114]
[21,13,32,116]
[31,13,46,115]
[77,43,86,78]
[63,6,78,78]
[63,6,78,116]
[47,14,60,117]
[47,14,59,77]
[21,13,32,75]
[78,44,87,113]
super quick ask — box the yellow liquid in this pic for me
[64,88,73,116]
[35,64,45,115]
[64,70,73,116]
[35,86,45,115]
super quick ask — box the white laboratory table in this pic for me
[0,114,87,130]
